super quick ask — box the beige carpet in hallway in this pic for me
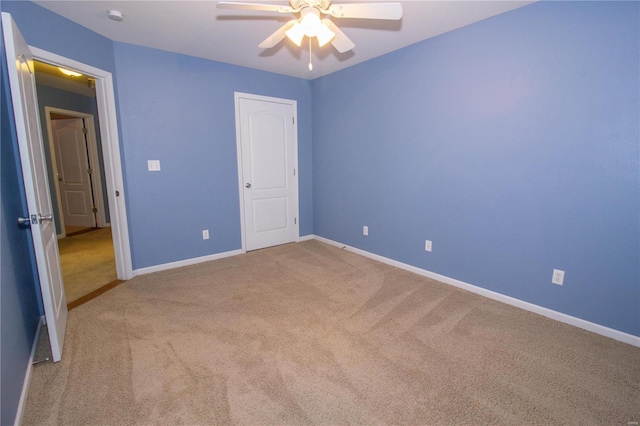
[57,227,116,303]
[24,240,639,425]
[64,224,94,235]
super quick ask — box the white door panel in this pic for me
[236,93,299,251]
[65,191,89,214]
[249,113,287,189]
[2,13,68,361]
[252,197,289,233]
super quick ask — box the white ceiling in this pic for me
[33,0,534,80]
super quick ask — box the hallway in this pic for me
[57,228,116,303]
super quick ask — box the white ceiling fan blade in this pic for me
[259,20,298,48]
[325,3,402,20]
[217,2,295,13]
[323,20,355,53]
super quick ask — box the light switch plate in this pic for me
[147,160,161,171]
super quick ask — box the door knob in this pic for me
[17,216,32,226]
[38,213,53,223]
[245,183,251,188]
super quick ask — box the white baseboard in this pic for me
[15,316,44,426]
[133,249,245,276]
[311,235,640,348]
[134,237,316,277]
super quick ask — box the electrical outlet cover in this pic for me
[552,269,564,286]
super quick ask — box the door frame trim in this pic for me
[31,47,133,280]
[44,108,106,236]
[234,92,299,252]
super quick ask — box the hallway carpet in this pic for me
[24,240,639,425]
[57,227,116,303]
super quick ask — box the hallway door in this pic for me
[52,118,97,228]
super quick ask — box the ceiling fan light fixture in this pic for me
[315,23,335,47]
[300,9,322,37]
[217,0,403,57]
[285,22,305,46]
[286,7,335,47]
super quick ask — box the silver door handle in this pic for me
[18,216,31,226]
[38,213,53,223]
[245,183,251,188]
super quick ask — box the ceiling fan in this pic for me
[217,1,403,56]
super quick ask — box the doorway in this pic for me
[28,50,133,302]
[34,61,119,304]
[44,107,118,304]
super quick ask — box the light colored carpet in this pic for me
[57,227,116,303]
[24,240,639,425]
[64,225,93,235]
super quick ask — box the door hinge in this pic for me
[82,127,88,134]
[292,117,295,125]
[293,168,296,176]
[92,207,98,213]
[294,217,297,225]
[87,168,92,175]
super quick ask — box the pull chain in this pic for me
[308,37,313,71]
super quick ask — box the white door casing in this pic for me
[30,44,133,281]
[235,93,299,251]
[2,13,68,361]
[52,118,96,228]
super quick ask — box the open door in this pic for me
[2,13,68,361]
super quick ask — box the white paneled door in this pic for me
[2,13,68,361]
[52,118,96,228]
[236,93,299,251]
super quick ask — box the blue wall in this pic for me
[312,1,639,336]
[35,84,110,234]
[1,29,42,426]
[113,42,313,269]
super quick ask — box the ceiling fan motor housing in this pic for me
[290,0,331,11]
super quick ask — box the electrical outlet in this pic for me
[202,230,209,240]
[363,226,368,236]
[425,240,432,252]
[552,269,564,286]
[147,160,161,171]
